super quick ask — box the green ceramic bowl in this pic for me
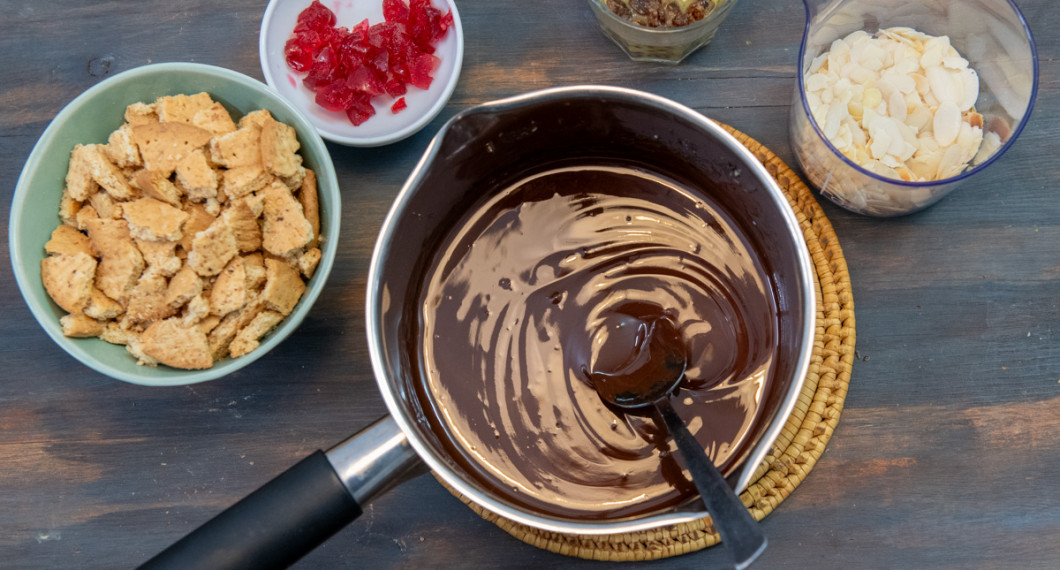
[9,62,340,386]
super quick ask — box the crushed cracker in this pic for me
[41,93,320,370]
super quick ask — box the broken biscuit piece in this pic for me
[100,322,138,346]
[154,93,215,125]
[61,314,105,338]
[85,218,130,260]
[262,258,306,316]
[41,253,97,314]
[126,336,161,367]
[59,190,84,228]
[135,238,182,277]
[84,287,124,321]
[223,198,263,253]
[182,293,213,327]
[196,314,222,335]
[262,181,313,257]
[140,318,213,370]
[178,203,216,253]
[175,148,219,202]
[229,310,285,358]
[45,225,95,258]
[131,168,183,207]
[192,102,238,136]
[81,144,136,200]
[261,117,302,179]
[299,169,320,248]
[208,125,262,168]
[207,313,241,360]
[165,265,203,310]
[208,299,266,360]
[187,217,238,277]
[279,166,306,191]
[210,257,248,317]
[219,162,271,200]
[243,252,267,292]
[65,144,102,202]
[105,124,143,169]
[85,218,144,303]
[238,109,273,130]
[297,247,323,279]
[123,197,190,242]
[124,102,158,126]
[75,204,100,232]
[132,122,212,176]
[124,271,175,327]
[88,191,121,221]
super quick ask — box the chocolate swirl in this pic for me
[413,165,778,520]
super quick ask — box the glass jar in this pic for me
[588,0,740,64]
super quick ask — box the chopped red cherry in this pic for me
[285,0,452,126]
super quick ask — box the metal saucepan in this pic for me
[140,86,816,569]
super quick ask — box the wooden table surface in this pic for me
[2,0,1058,568]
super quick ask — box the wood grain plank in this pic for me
[1,0,1058,567]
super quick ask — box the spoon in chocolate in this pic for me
[587,315,767,569]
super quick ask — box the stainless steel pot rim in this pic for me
[365,85,817,535]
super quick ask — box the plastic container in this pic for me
[790,0,1038,216]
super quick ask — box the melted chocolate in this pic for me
[587,315,687,409]
[411,165,779,520]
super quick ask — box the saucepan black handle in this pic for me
[139,416,422,570]
[139,450,360,570]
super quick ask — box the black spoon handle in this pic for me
[655,397,767,570]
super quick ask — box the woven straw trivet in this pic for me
[441,124,856,561]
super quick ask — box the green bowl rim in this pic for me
[8,62,341,386]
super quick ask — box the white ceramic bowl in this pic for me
[9,62,340,386]
[259,0,464,146]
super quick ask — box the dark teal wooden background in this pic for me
[1,1,1057,567]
